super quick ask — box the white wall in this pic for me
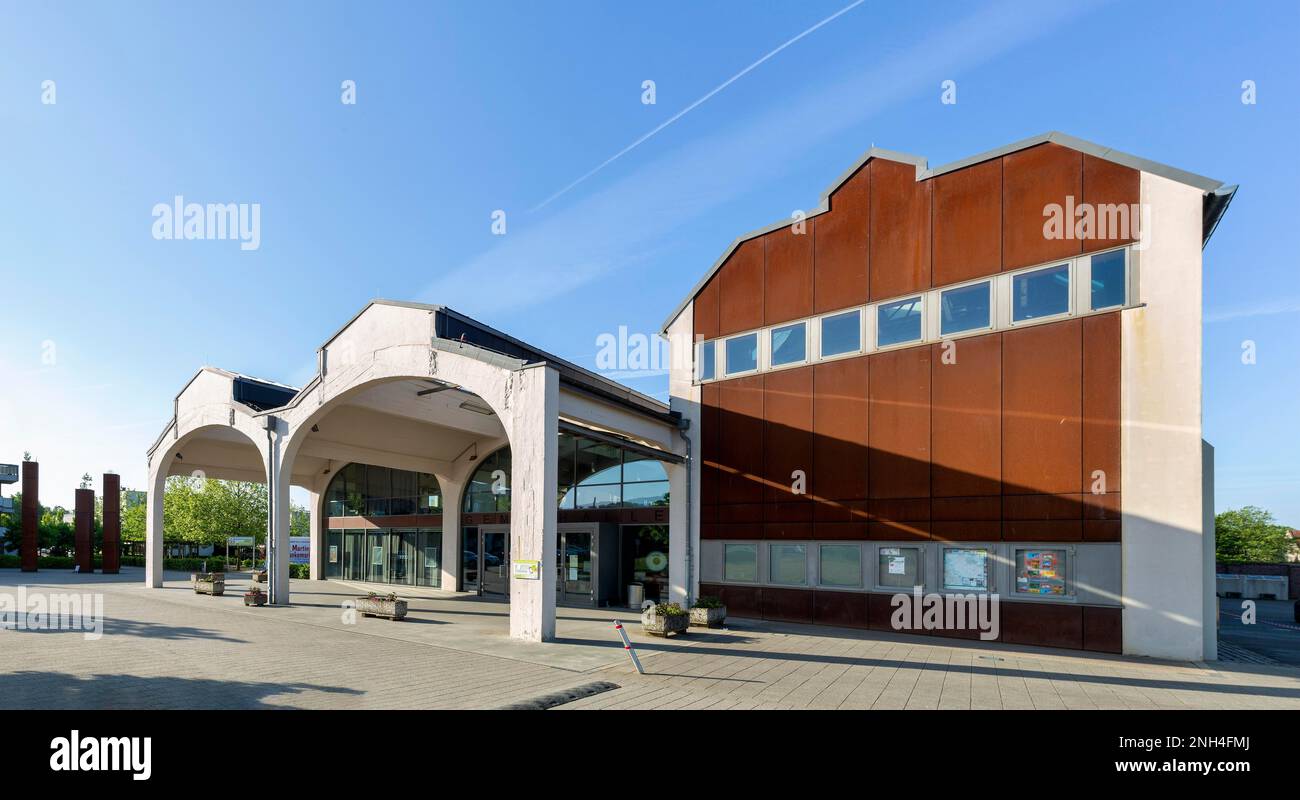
[666,303,700,606]
[1120,172,1210,660]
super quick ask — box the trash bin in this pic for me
[627,583,644,610]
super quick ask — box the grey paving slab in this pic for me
[4,568,1300,711]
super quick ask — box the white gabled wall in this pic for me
[1120,172,1210,660]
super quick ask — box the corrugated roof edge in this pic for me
[659,131,1232,334]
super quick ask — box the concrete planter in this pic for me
[243,590,268,607]
[252,570,268,583]
[689,605,727,628]
[194,576,225,596]
[642,607,689,637]
[356,596,408,621]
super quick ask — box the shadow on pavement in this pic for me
[0,670,363,710]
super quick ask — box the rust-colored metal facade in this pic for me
[692,142,1136,653]
[20,461,38,572]
[74,488,94,573]
[102,473,121,574]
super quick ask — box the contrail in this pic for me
[530,0,867,212]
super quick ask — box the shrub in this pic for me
[651,602,686,617]
[692,595,724,609]
[289,563,309,579]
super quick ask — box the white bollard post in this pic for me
[614,620,644,675]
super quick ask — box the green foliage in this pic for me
[691,595,724,609]
[1216,506,1294,564]
[118,479,309,546]
[651,602,686,617]
[289,563,310,579]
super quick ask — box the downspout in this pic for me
[675,417,693,606]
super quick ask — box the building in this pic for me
[146,132,1232,660]
[145,303,690,642]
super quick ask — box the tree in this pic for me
[290,505,310,537]
[1216,506,1293,564]
[97,479,309,547]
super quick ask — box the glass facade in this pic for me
[463,437,670,513]
[326,463,442,517]
[329,528,442,587]
[622,524,670,602]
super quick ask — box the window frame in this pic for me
[1080,246,1130,313]
[768,542,809,586]
[1011,544,1077,602]
[691,246,1136,385]
[696,339,717,382]
[722,542,761,585]
[817,543,864,589]
[874,293,928,350]
[931,278,994,340]
[722,331,761,377]
[1004,261,1075,328]
[768,319,810,370]
[873,544,926,592]
[940,545,994,594]
[817,307,866,361]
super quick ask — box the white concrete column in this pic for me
[666,460,691,607]
[269,419,293,605]
[1120,172,1208,661]
[437,476,464,591]
[508,364,559,642]
[145,466,166,588]
[667,304,700,608]
[307,488,324,580]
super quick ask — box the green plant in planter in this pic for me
[653,602,686,617]
[691,595,724,609]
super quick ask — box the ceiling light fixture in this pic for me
[452,442,479,462]
[458,401,493,416]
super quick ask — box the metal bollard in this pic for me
[613,620,645,674]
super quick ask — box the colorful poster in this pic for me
[1016,550,1066,595]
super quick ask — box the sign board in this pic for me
[290,536,311,565]
[0,464,18,485]
[511,559,540,580]
[227,536,255,546]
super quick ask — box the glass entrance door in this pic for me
[480,527,509,596]
[462,526,479,591]
[557,529,593,605]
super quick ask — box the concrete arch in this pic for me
[265,335,559,640]
[145,421,269,588]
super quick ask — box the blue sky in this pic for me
[1,0,1297,523]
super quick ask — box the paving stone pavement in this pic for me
[3,569,1299,710]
